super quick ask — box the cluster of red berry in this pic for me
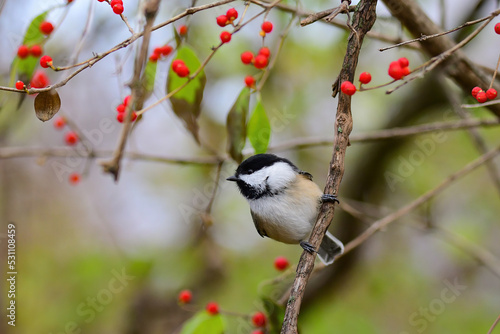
[115,95,138,123]
[388,57,411,80]
[177,289,268,333]
[171,59,190,78]
[15,21,55,90]
[148,44,173,62]
[216,8,238,43]
[472,86,497,103]
[97,0,124,15]
[241,47,271,88]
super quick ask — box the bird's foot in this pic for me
[300,241,317,254]
[321,194,339,204]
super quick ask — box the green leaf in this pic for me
[143,60,157,101]
[247,98,271,154]
[10,11,49,86]
[180,311,225,334]
[23,11,48,46]
[226,87,250,163]
[166,46,206,144]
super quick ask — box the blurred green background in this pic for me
[1,0,499,333]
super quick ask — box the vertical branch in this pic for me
[101,0,161,180]
[280,1,378,333]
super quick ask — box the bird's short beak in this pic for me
[226,175,239,182]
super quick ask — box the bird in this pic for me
[226,153,344,265]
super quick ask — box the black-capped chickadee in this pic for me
[227,154,344,265]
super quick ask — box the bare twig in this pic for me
[0,147,220,165]
[379,15,491,52]
[488,314,500,334]
[266,117,500,152]
[280,1,378,333]
[68,0,95,65]
[340,144,500,257]
[300,3,356,27]
[435,227,500,279]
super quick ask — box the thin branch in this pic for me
[0,147,220,165]
[68,0,95,65]
[435,227,500,279]
[340,144,500,257]
[488,315,500,334]
[266,118,500,152]
[300,3,356,27]
[379,15,491,52]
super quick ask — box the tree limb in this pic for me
[280,1,378,333]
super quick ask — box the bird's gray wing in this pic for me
[250,210,268,238]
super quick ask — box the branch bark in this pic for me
[280,1,378,333]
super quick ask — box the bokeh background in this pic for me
[1,0,500,333]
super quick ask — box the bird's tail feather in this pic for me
[317,231,344,265]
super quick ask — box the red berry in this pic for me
[179,25,188,35]
[178,290,192,304]
[495,23,500,35]
[53,116,66,129]
[117,113,124,123]
[486,88,497,100]
[241,51,254,65]
[401,66,410,77]
[30,71,49,88]
[40,21,54,35]
[261,21,273,33]
[171,59,184,72]
[69,173,80,185]
[110,0,122,7]
[116,104,125,113]
[471,86,482,98]
[245,75,256,88]
[206,302,219,315]
[476,91,487,103]
[359,72,371,84]
[40,55,53,68]
[149,53,159,62]
[98,0,105,2]
[153,47,162,56]
[258,47,270,58]
[30,45,43,57]
[160,45,173,56]
[220,31,231,43]
[113,3,124,14]
[388,61,403,80]
[226,8,238,21]
[17,45,29,59]
[175,64,190,78]
[65,131,79,145]
[340,80,356,96]
[251,312,267,327]
[274,256,290,271]
[216,15,228,27]
[123,95,131,106]
[398,57,409,68]
[254,54,268,69]
[15,81,24,90]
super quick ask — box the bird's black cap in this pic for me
[229,154,298,180]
